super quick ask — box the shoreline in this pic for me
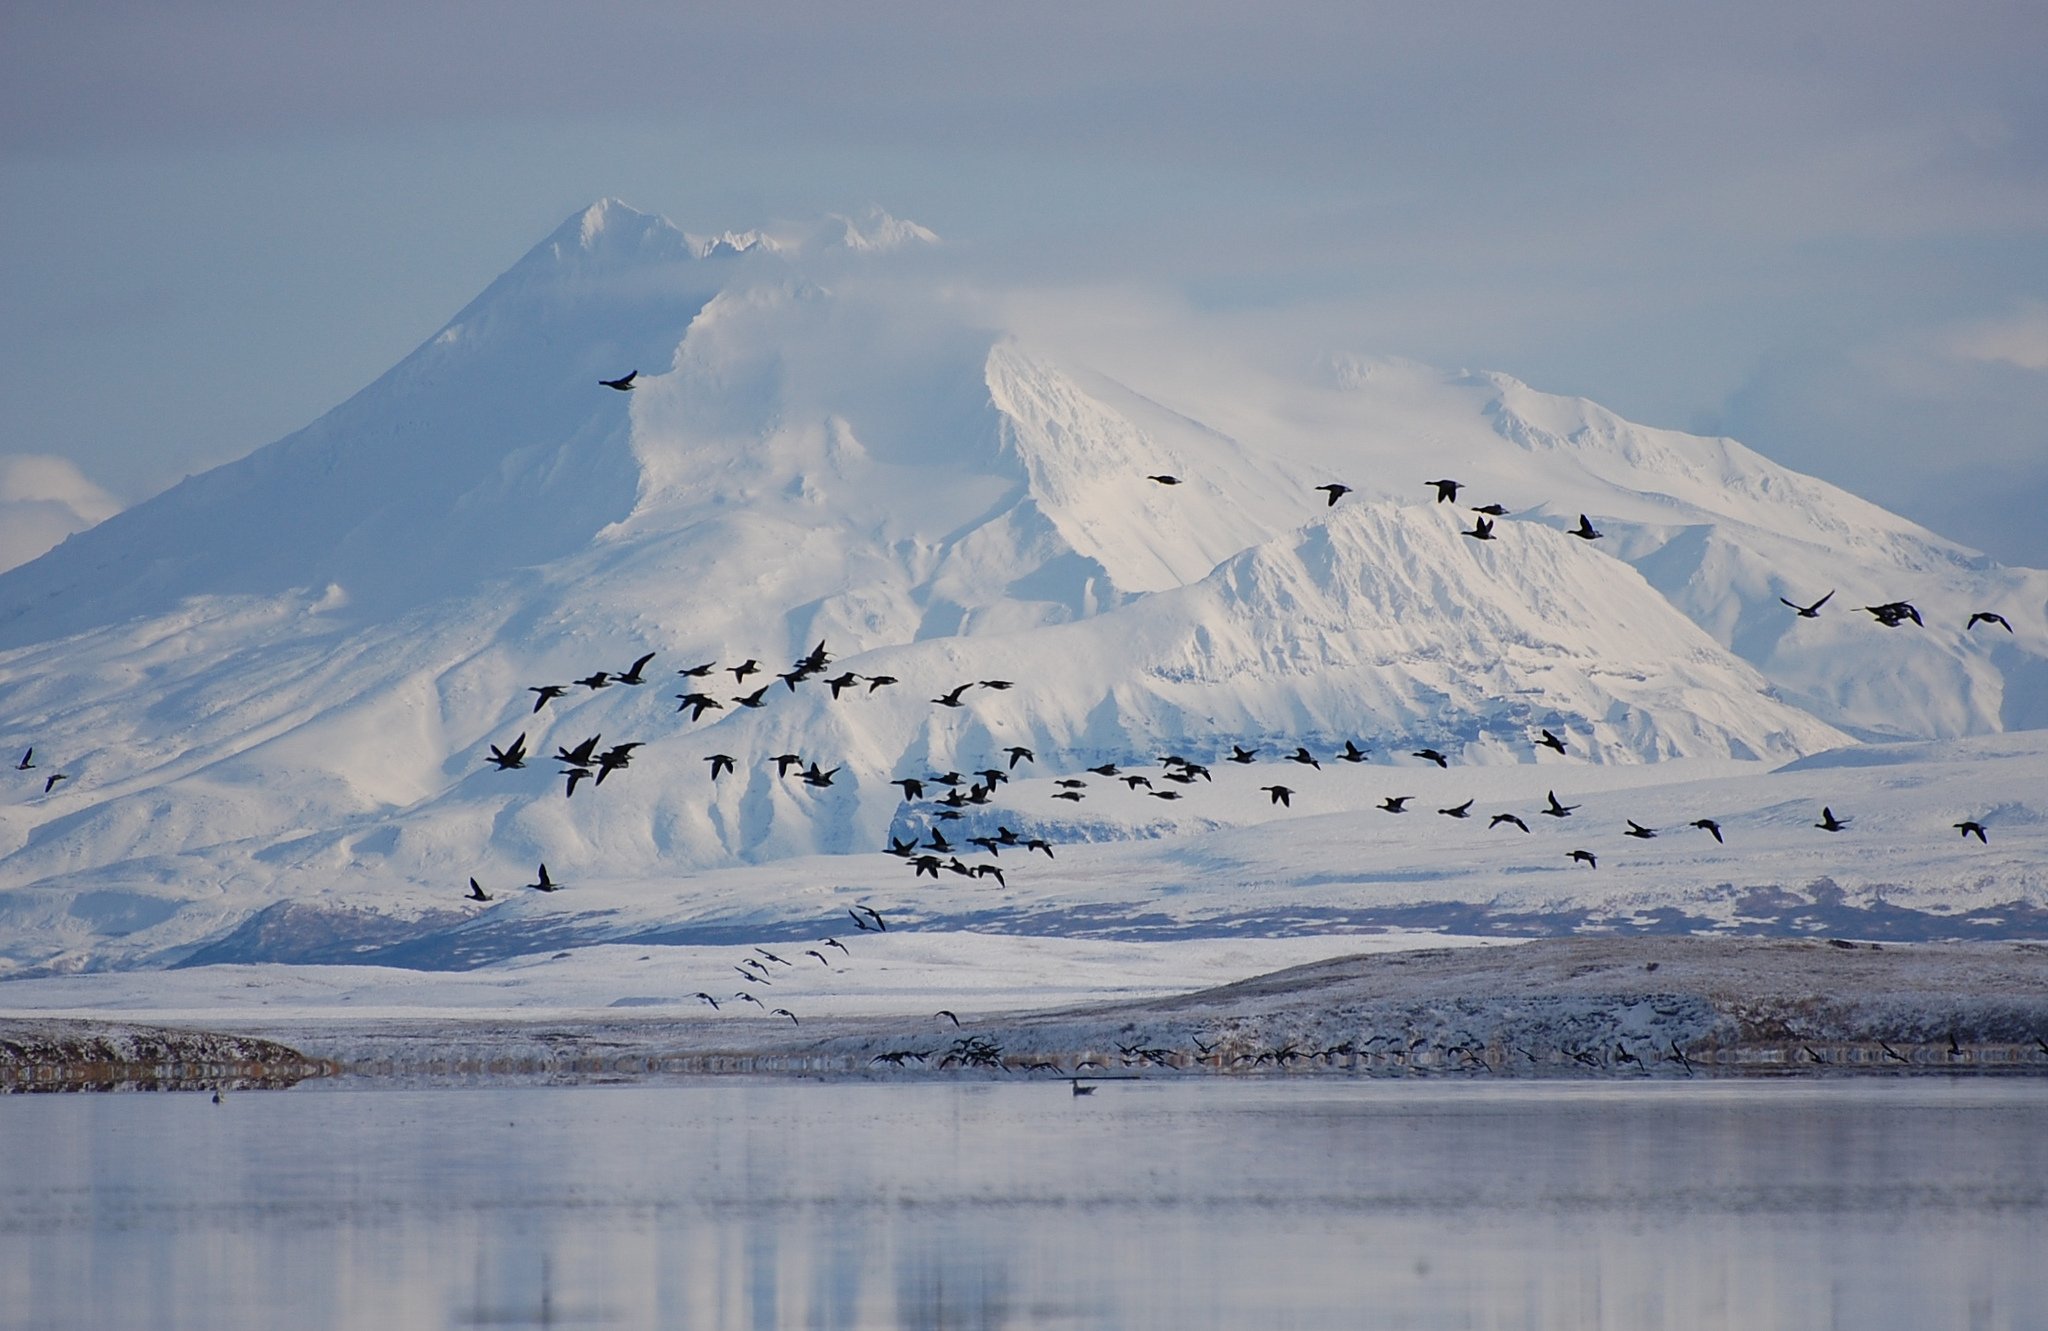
[6,936,2046,1091]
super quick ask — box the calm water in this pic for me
[1,1078,2043,1330]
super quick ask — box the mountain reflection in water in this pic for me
[1,1080,2042,1330]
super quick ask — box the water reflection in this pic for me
[0,1080,2042,1329]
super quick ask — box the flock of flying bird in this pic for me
[446,397,2030,1026]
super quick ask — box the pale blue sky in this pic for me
[5,2,2046,561]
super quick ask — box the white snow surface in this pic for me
[1,199,2045,992]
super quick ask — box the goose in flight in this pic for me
[1535,729,1566,754]
[1438,799,1473,819]
[560,766,593,797]
[1336,741,1369,763]
[528,863,561,892]
[574,671,613,690]
[733,686,770,708]
[1005,746,1036,769]
[1462,515,1496,541]
[14,748,31,770]
[554,735,602,768]
[1470,502,1508,516]
[1816,806,1849,832]
[1489,813,1530,832]
[693,992,721,1010]
[1623,820,1657,839]
[677,661,716,678]
[728,659,761,682]
[1567,514,1602,540]
[527,684,568,712]
[599,371,637,390]
[1147,474,1181,485]
[1428,478,1462,503]
[1288,747,1321,769]
[1413,748,1449,768]
[1863,601,1922,627]
[1260,785,1294,807]
[1780,591,1833,618]
[614,652,656,685]
[1379,796,1412,813]
[1314,483,1352,506]
[1955,820,1989,842]
[1569,849,1598,867]
[932,684,972,707]
[1968,611,2014,632]
[1690,818,1724,844]
[466,877,492,902]
[1228,746,1258,764]
[674,692,723,720]
[486,734,529,770]
[706,754,736,780]
[1541,790,1578,818]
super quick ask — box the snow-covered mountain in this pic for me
[1,199,2043,977]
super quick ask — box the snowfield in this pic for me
[1,200,2043,1024]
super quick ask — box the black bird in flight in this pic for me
[734,991,764,1006]
[1228,745,1259,764]
[1470,502,1508,516]
[777,669,809,692]
[592,744,639,786]
[979,679,1014,691]
[771,753,805,778]
[1005,746,1035,769]
[1863,601,1922,627]
[528,863,561,892]
[1541,790,1577,818]
[1121,773,1153,790]
[614,652,656,685]
[936,1010,961,1027]
[1147,474,1181,485]
[755,947,793,967]
[554,735,602,768]
[911,855,941,879]
[1428,478,1462,503]
[599,371,637,390]
[733,686,770,709]
[693,992,721,1010]
[675,692,723,720]
[932,684,972,707]
[1690,818,1724,844]
[560,766,592,797]
[1413,748,1449,768]
[1288,747,1321,769]
[1088,764,1121,776]
[1379,796,1412,812]
[1567,514,1602,540]
[1026,838,1055,858]
[825,672,861,699]
[824,937,850,954]
[466,877,492,902]
[1336,741,1368,763]
[677,661,716,678]
[1149,789,1182,801]
[865,674,898,692]
[528,685,568,712]
[1438,799,1473,819]
[802,764,839,788]
[43,773,69,793]
[1780,591,1833,618]
[1955,820,1988,843]
[1490,813,1530,833]
[486,734,529,771]
[1315,483,1352,506]
[891,777,926,801]
[887,836,918,857]
[1463,515,1496,541]
[1052,790,1085,802]
[771,1009,799,1025]
[574,671,613,690]
[926,828,953,852]
[1624,820,1657,839]
[707,754,735,780]
[1968,611,2014,633]
[858,905,887,932]
[1535,729,1566,754]
[729,659,760,682]
[1056,778,1087,789]
[14,748,31,770]
[1569,849,1598,868]
[1815,806,1849,832]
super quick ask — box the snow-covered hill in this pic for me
[1,199,2043,978]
